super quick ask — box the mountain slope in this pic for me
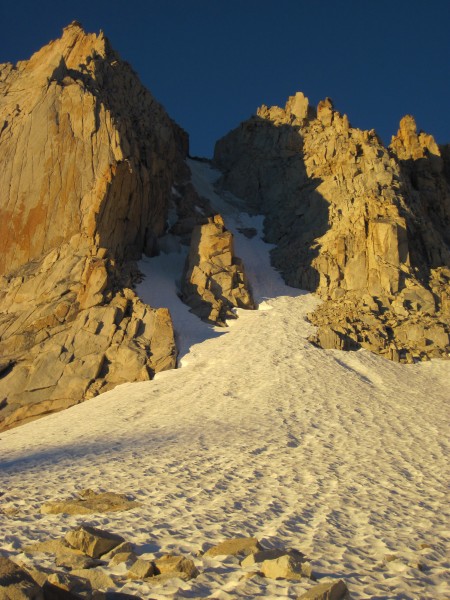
[1,162,448,599]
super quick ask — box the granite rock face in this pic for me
[0,22,186,430]
[182,215,255,325]
[214,92,449,361]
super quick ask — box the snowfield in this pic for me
[0,160,449,599]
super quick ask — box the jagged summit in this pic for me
[1,25,449,432]
[0,24,190,429]
[214,91,450,361]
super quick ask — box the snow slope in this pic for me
[0,160,449,599]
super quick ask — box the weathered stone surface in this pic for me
[69,569,116,590]
[55,554,103,572]
[182,215,255,325]
[102,543,134,561]
[214,93,450,361]
[0,556,43,600]
[22,539,85,562]
[204,537,262,558]
[0,245,177,431]
[298,579,350,600]
[241,549,289,567]
[260,554,304,580]
[41,490,140,515]
[0,22,186,430]
[0,21,188,277]
[126,559,155,580]
[108,552,137,567]
[42,581,85,600]
[153,555,198,579]
[64,526,124,559]
[45,572,91,596]
[241,548,309,576]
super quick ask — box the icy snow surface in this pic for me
[0,160,449,599]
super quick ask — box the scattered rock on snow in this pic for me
[23,538,86,561]
[46,571,92,596]
[55,554,104,571]
[204,536,262,558]
[64,526,125,559]
[42,581,85,599]
[70,568,117,590]
[102,542,134,561]
[144,572,190,585]
[0,556,43,599]
[260,553,304,580]
[298,579,350,600]
[41,490,140,515]
[154,554,198,579]
[126,559,155,580]
[108,552,138,567]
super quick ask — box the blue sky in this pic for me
[2,1,449,156]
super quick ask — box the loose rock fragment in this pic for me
[298,579,350,600]
[65,526,125,559]
[126,559,155,580]
[154,555,198,579]
[204,537,262,558]
[0,556,43,600]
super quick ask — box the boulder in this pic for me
[55,554,103,571]
[22,539,86,562]
[45,572,91,597]
[241,548,288,567]
[204,537,262,558]
[0,556,43,600]
[42,582,85,600]
[153,555,198,579]
[260,554,303,580]
[108,552,137,567]
[69,569,116,590]
[64,526,124,559]
[298,579,350,600]
[143,572,190,585]
[182,215,255,325]
[126,559,155,580]
[102,543,134,561]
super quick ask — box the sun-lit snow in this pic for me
[0,161,449,599]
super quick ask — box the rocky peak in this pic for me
[391,115,441,161]
[0,21,188,276]
[214,91,450,362]
[258,91,317,125]
[0,24,189,429]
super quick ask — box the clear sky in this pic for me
[1,1,449,157]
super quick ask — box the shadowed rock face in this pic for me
[214,92,449,362]
[0,22,187,430]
